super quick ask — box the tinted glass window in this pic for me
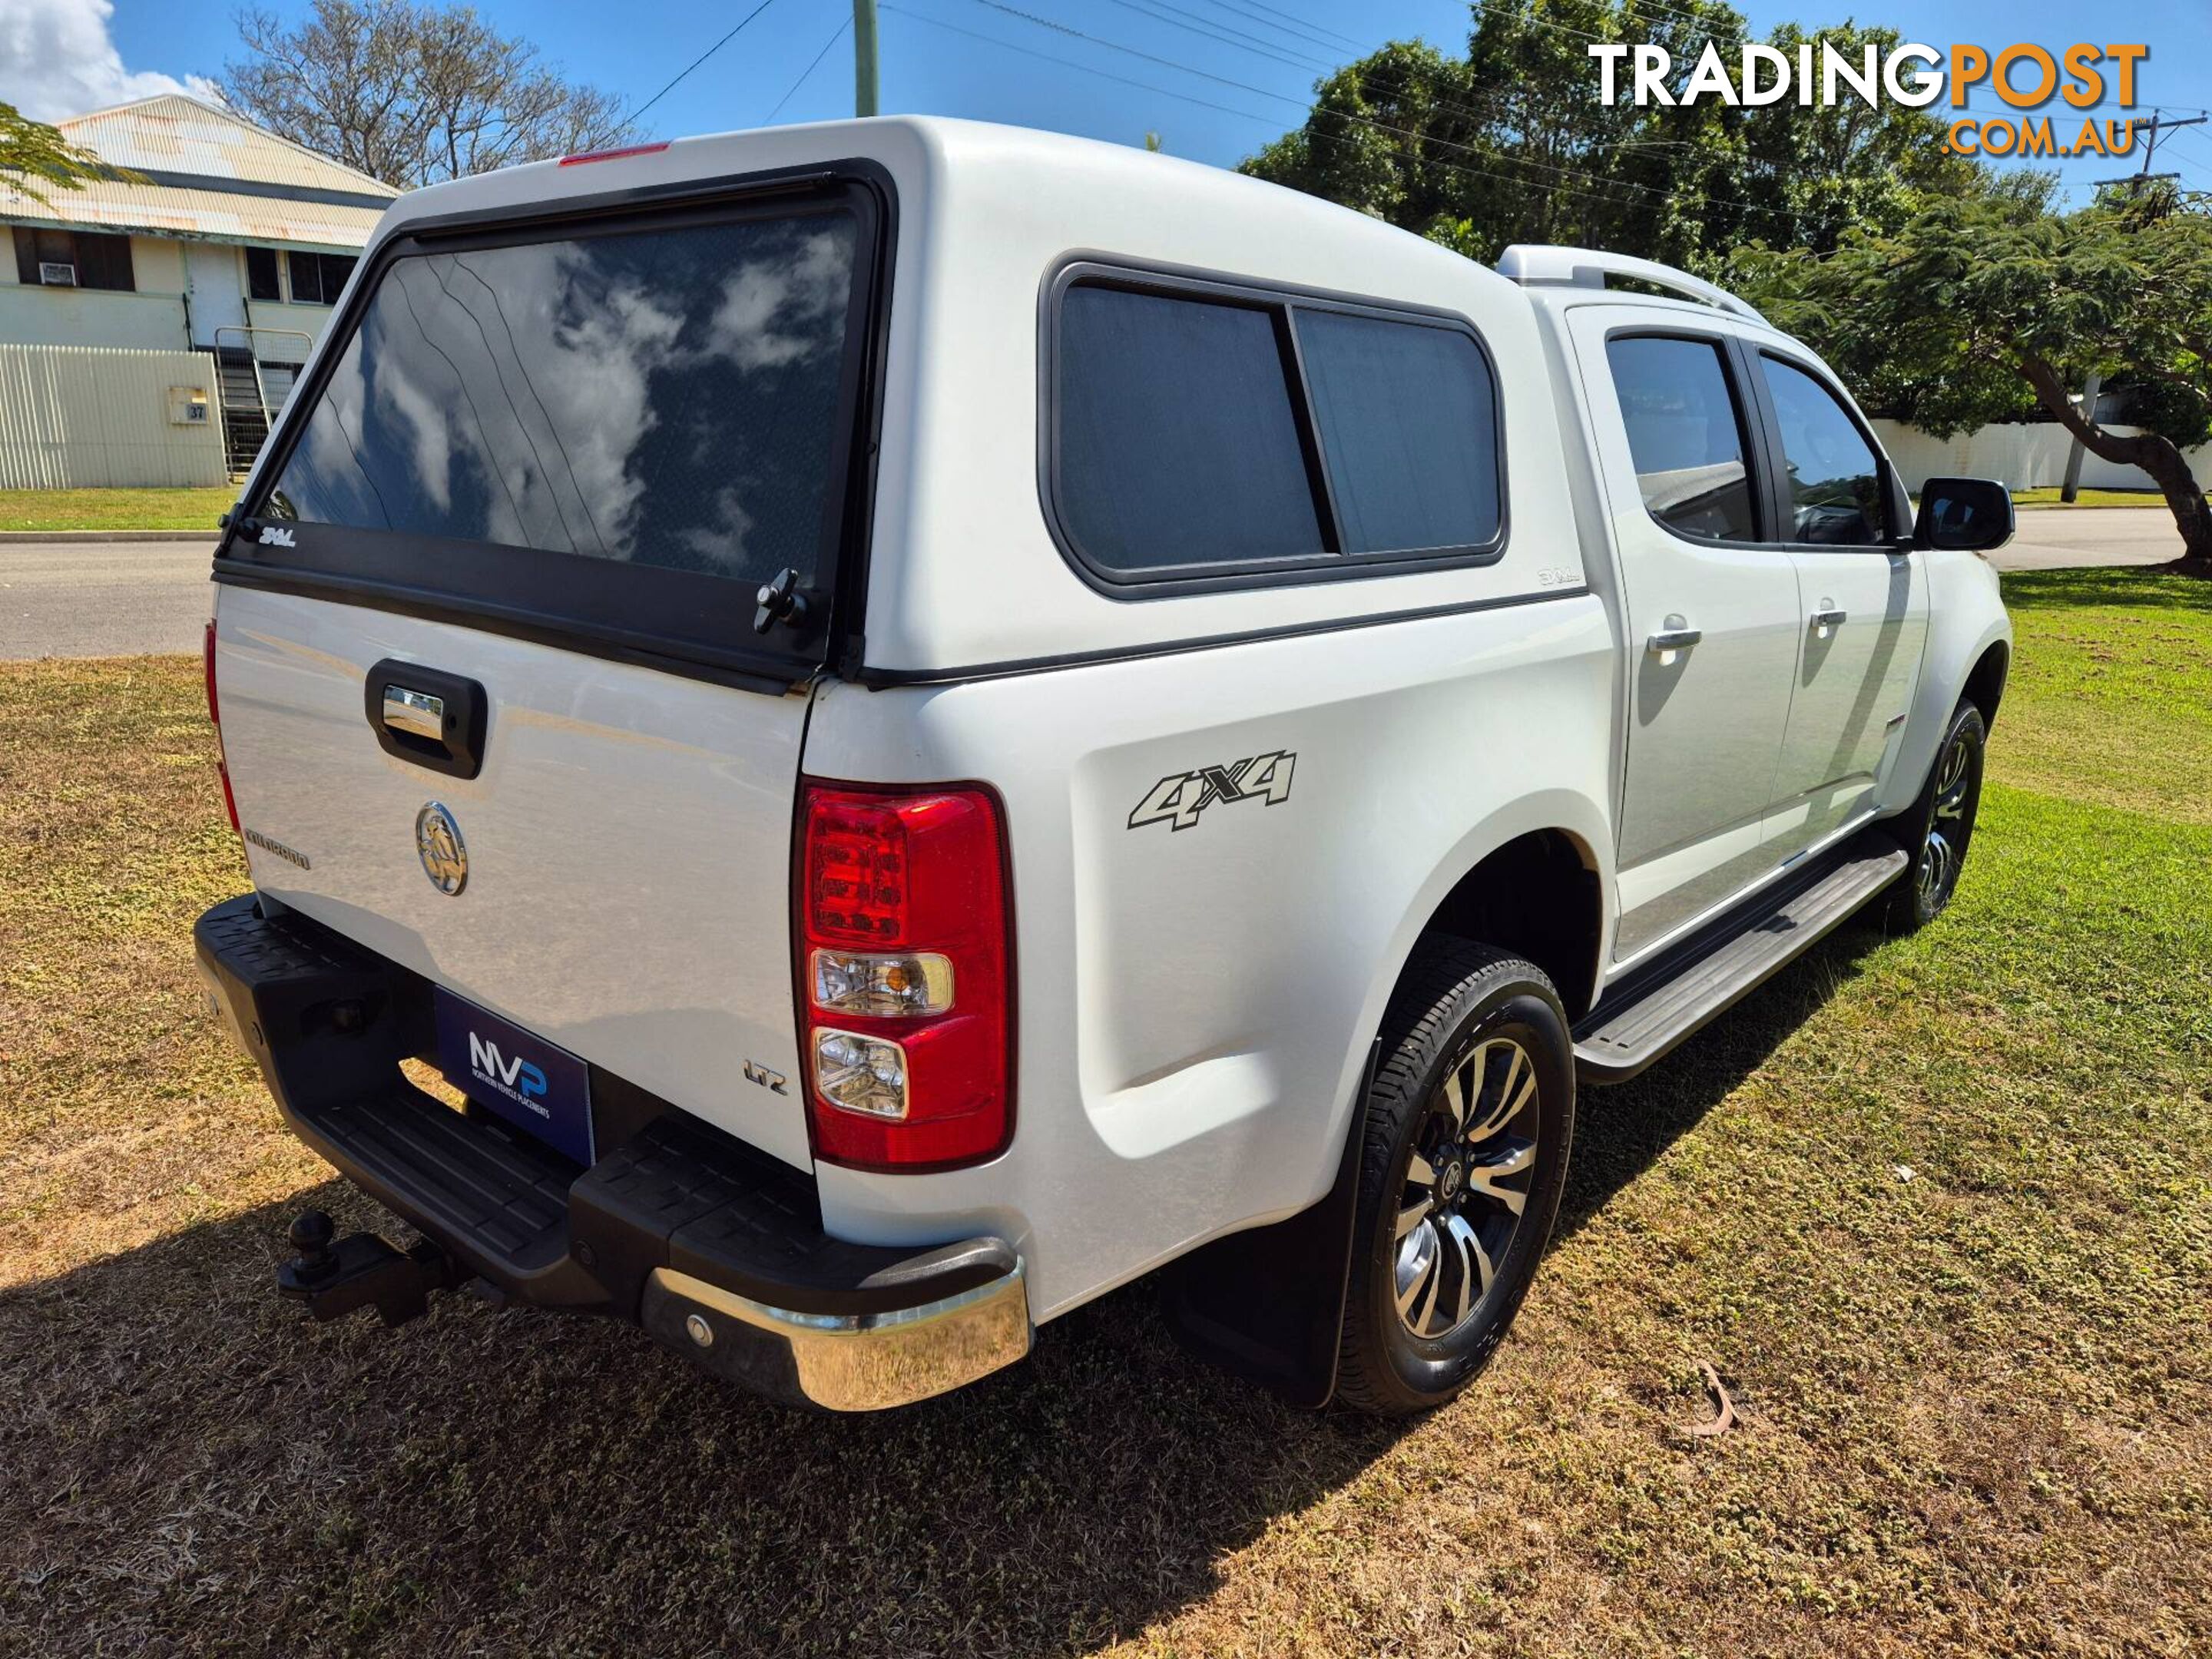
[1057,284,1325,572]
[1298,310,1499,553]
[1605,336,1758,541]
[265,210,858,589]
[286,250,357,305]
[1763,355,1889,545]
[246,247,281,302]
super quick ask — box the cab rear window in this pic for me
[267,210,857,590]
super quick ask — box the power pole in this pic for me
[2063,111,2205,499]
[853,0,879,118]
[2089,108,2206,194]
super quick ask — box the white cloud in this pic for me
[0,0,218,122]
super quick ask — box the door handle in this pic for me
[1646,621,1702,654]
[1809,605,1848,635]
[381,684,445,742]
[363,659,487,780]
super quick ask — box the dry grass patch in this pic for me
[2,574,2208,1656]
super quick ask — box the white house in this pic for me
[0,94,398,471]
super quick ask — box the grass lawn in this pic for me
[0,485,233,533]
[1,571,2207,1655]
[2013,486,2168,509]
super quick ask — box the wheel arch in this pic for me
[1963,639,2009,730]
[1374,790,1613,1029]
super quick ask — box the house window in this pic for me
[246,247,281,302]
[285,250,358,306]
[12,227,134,291]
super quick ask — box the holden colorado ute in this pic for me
[194,117,2015,1415]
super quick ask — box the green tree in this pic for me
[0,102,133,208]
[1240,3,1972,270]
[221,0,635,189]
[1733,187,2212,572]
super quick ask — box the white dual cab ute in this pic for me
[194,117,2014,1415]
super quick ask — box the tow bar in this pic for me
[276,1209,462,1326]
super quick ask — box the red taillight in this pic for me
[798,782,1013,1171]
[204,619,240,837]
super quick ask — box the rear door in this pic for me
[211,174,890,1170]
[1750,348,1928,862]
[1569,310,1804,960]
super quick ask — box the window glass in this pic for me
[1297,310,1499,552]
[12,227,131,290]
[264,209,859,591]
[246,247,281,302]
[1056,283,1325,573]
[1605,336,1759,541]
[286,250,356,305]
[1762,354,1889,544]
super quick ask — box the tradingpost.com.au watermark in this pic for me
[1589,40,2152,159]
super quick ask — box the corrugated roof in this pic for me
[0,94,397,248]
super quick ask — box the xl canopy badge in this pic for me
[1588,38,2151,161]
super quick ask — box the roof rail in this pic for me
[1495,245,1771,329]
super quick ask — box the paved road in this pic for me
[0,508,2187,661]
[1992,507,2181,571]
[1,540,215,659]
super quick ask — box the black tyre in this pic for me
[1335,941,1575,1417]
[1885,697,1986,934]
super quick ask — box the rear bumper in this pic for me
[193,892,1030,1409]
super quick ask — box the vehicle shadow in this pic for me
[1555,917,1887,1240]
[0,926,1886,1657]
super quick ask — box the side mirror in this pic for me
[1913,476,2015,552]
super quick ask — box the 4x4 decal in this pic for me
[1128,750,1296,833]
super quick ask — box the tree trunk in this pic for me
[2019,354,2212,575]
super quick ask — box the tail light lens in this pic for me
[204,619,240,837]
[798,783,1013,1170]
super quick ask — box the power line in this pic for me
[1190,0,1364,55]
[888,4,1737,226]
[962,0,1810,222]
[882,5,1281,125]
[1105,0,1336,75]
[626,0,784,128]
[766,15,853,123]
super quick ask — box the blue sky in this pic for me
[58,0,2212,204]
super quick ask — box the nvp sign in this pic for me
[1589,41,2153,159]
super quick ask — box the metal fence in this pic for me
[0,342,228,488]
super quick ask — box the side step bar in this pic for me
[1575,841,1910,1083]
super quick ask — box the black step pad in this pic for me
[1575,843,1908,1081]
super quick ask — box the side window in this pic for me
[1056,285,1326,574]
[1604,335,1760,542]
[1760,354,1890,545]
[246,247,281,302]
[1296,310,1500,553]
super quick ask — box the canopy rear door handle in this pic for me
[365,660,487,780]
[382,684,445,741]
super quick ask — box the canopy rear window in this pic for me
[231,180,885,683]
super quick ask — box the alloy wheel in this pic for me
[1392,1036,1541,1339]
[1916,730,1975,912]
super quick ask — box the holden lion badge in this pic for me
[415,801,468,896]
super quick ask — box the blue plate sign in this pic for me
[434,988,594,1167]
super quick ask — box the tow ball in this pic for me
[276,1209,462,1327]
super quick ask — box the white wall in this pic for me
[0,282,190,350]
[1873,419,2212,495]
[0,342,227,487]
[0,235,338,359]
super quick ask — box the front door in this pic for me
[1571,313,1804,961]
[1753,349,1929,861]
[184,243,246,347]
